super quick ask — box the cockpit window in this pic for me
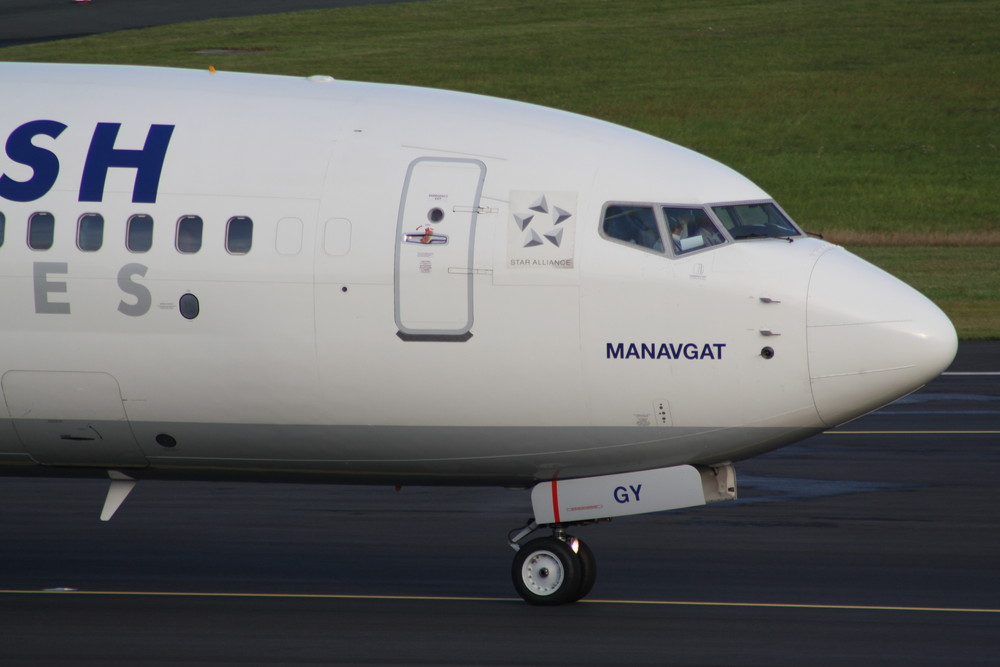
[712,202,800,239]
[602,205,663,252]
[663,207,726,254]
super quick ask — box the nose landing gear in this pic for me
[507,464,736,603]
[509,521,597,605]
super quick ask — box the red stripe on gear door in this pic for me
[550,480,561,523]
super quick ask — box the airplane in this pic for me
[0,62,957,604]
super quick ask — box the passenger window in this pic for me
[602,205,663,252]
[663,207,726,254]
[127,214,154,253]
[77,213,104,252]
[0,211,5,247]
[176,216,203,254]
[28,212,55,250]
[226,216,253,254]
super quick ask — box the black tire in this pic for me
[511,537,582,605]
[571,538,597,602]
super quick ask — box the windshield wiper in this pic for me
[733,231,794,242]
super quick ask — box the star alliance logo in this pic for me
[508,191,577,269]
[513,194,573,249]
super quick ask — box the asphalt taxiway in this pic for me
[0,343,997,665]
[0,0,425,47]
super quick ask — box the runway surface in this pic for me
[1,343,997,665]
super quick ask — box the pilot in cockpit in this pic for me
[669,213,692,253]
[694,218,724,246]
[671,210,725,254]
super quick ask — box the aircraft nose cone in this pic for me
[807,248,957,427]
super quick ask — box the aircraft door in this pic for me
[394,157,486,340]
[2,371,148,468]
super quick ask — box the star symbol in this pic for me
[514,195,573,249]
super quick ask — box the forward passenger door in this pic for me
[394,158,486,340]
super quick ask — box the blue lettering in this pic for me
[80,123,174,203]
[629,484,642,502]
[613,486,630,503]
[606,342,727,360]
[0,120,67,202]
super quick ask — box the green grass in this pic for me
[2,0,995,235]
[1,0,996,336]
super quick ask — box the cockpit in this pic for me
[601,201,801,257]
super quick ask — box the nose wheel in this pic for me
[510,527,597,605]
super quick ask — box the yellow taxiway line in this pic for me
[2,589,998,614]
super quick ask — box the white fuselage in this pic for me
[0,63,956,485]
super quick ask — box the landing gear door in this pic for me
[394,158,486,340]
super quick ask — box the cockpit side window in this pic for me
[602,205,664,253]
[663,207,726,254]
[712,202,800,240]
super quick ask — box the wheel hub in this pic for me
[522,550,564,595]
